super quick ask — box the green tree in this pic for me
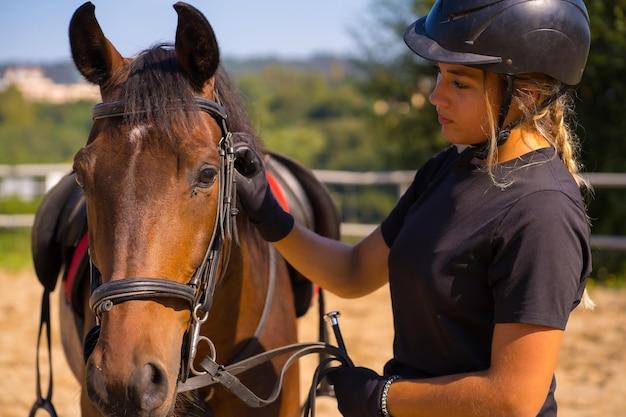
[0,86,35,127]
[353,0,440,170]
[0,86,92,164]
[576,1,626,279]
[577,1,626,241]
[236,66,380,170]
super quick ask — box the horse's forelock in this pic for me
[101,44,262,152]
[107,44,199,142]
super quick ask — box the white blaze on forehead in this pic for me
[112,124,144,261]
[128,125,148,144]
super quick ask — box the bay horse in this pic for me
[32,2,340,416]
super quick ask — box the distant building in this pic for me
[0,67,99,103]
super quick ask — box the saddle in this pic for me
[31,153,339,318]
[32,173,86,293]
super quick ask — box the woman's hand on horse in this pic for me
[233,142,294,242]
[233,144,268,217]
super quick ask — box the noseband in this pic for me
[87,93,241,381]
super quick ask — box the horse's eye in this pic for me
[198,166,217,187]
[73,148,92,190]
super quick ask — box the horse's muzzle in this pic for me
[86,357,172,417]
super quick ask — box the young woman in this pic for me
[234,0,592,416]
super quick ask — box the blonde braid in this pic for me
[483,73,595,309]
[550,94,590,189]
[549,95,595,309]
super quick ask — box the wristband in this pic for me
[380,375,401,417]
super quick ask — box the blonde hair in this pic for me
[483,73,595,309]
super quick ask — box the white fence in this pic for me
[2,164,626,250]
[311,170,626,250]
[0,163,69,200]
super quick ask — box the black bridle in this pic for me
[87,93,241,381]
[82,92,352,414]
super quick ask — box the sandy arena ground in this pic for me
[1,269,625,417]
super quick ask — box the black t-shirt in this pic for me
[380,145,591,417]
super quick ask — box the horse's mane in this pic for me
[105,44,261,149]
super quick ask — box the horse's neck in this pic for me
[202,223,270,361]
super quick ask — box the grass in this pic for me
[0,228,32,272]
[0,196,42,214]
[0,196,38,272]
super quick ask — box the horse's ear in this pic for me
[173,2,220,91]
[69,2,124,86]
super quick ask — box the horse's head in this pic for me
[69,2,244,415]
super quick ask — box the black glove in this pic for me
[233,141,294,242]
[327,366,387,417]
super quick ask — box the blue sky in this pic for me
[1,0,372,63]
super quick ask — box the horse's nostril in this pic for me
[129,361,169,411]
[149,363,164,385]
[85,361,109,405]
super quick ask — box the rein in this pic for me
[83,93,351,413]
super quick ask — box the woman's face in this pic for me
[429,63,503,145]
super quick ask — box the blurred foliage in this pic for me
[578,1,626,263]
[349,0,442,169]
[0,229,31,271]
[589,250,626,288]
[237,66,386,170]
[0,86,93,163]
[0,0,625,279]
[327,185,399,224]
[0,195,42,214]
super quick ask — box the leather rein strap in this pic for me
[178,342,352,407]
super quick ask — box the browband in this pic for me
[92,96,228,121]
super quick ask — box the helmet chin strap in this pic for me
[473,75,564,160]
[495,74,517,147]
[473,74,516,159]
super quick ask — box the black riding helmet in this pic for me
[404,0,591,149]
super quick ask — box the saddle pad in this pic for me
[32,173,84,292]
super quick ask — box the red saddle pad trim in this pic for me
[64,233,89,303]
[266,172,290,212]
